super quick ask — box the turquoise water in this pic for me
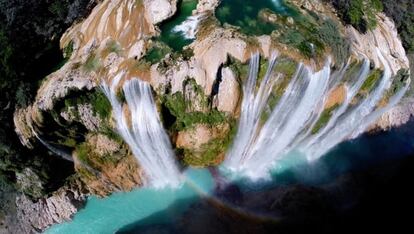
[216,0,296,35]
[47,121,414,233]
[158,0,198,51]
[45,169,214,234]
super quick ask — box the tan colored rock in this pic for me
[346,13,410,74]
[73,134,142,197]
[60,0,162,62]
[61,106,77,123]
[35,63,96,111]
[75,152,143,197]
[176,124,213,150]
[257,35,272,58]
[151,58,207,94]
[192,27,248,94]
[324,85,346,109]
[176,123,230,151]
[13,107,36,148]
[89,134,121,156]
[144,0,177,24]
[77,103,102,132]
[15,179,87,233]
[214,67,240,114]
[196,0,220,14]
[370,98,414,131]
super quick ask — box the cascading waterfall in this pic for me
[102,74,181,188]
[302,48,399,160]
[172,14,204,39]
[33,133,74,162]
[224,49,410,181]
[224,53,279,170]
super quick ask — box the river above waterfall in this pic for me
[158,0,198,51]
[216,0,298,35]
[46,120,414,234]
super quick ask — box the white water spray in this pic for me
[102,74,181,188]
[303,48,395,160]
[172,14,204,40]
[224,53,279,171]
[224,48,410,181]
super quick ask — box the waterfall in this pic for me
[102,74,181,188]
[172,14,204,40]
[34,133,74,162]
[302,48,395,160]
[224,49,410,181]
[224,53,279,172]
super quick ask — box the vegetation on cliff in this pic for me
[160,77,235,167]
[327,0,383,32]
[381,0,414,53]
[0,0,96,199]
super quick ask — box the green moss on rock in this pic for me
[312,104,340,134]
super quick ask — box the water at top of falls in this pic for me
[223,49,410,181]
[172,14,203,40]
[102,75,181,188]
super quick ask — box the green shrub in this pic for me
[164,92,227,131]
[381,0,414,53]
[317,19,350,64]
[63,89,111,120]
[312,104,339,134]
[162,78,228,131]
[181,120,237,167]
[0,30,14,79]
[361,69,382,93]
[330,0,384,32]
[63,41,74,59]
[83,53,100,72]
[76,143,90,164]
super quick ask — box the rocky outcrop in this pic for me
[73,134,143,196]
[15,168,45,200]
[77,104,102,131]
[13,107,37,149]
[36,64,96,111]
[15,179,87,233]
[370,98,414,131]
[176,123,231,166]
[144,0,177,24]
[9,1,414,231]
[346,13,410,73]
[213,67,240,114]
[196,0,220,14]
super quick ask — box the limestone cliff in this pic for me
[10,0,414,231]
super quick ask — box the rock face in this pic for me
[214,67,240,114]
[196,0,220,14]
[371,98,414,131]
[9,0,414,231]
[36,64,97,112]
[73,134,143,197]
[346,13,410,73]
[145,0,177,24]
[77,103,102,131]
[14,179,87,233]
